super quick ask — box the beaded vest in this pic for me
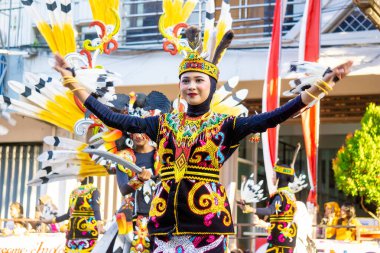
[148,112,239,235]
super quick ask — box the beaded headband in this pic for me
[274,165,295,175]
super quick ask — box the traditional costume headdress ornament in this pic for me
[274,164,295,176]
[6,0,133,185]
[159,0,249,117]
[159,0,234,81]
[27,91,170,186]
[1,0,123,137]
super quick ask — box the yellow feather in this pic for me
[63,23,76,54]
[181,0,197,22]
[36,22,58,53]
[46,100,78,119]
[89,0,119,25]
[77,152,92,161]
[89,0,104,22]
[215,21,227,50]
[79,164,108,175]
[54,95,83,116]
[88,0,98,20]
[203,30,210,52]
[163,0,172,27]
[173,0,183,24]
[37,111,72,132]
[211,93,224,105]
[162,0,197,28]
[51,24,66,57]
[211,104,243,116]
[77,143,90,152]
[43,105,80,130]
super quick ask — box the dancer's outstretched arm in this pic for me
[54,54,91,102]
[231,60,353,143]
[300,61,352,104]
[53,54,159,140]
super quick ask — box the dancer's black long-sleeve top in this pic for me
[116,149,157,216]
[84,95,305,236]
[256,188,298,249]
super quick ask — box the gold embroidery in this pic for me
[149,197,167,217]
[190,139,220,169]
[277,223,297,240]
[174,152,187,182]
[158,137,173,166]
[161,181,171,193]
[188,182,232,226]
[76,217,98,237]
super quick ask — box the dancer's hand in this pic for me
[53,53,90,102]
[137,167,152,182]
[322,60,353,87]
[236,200,256,213]
[53,53,73,78]
[302,60,353,105]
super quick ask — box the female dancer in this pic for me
[240,165,299,253]
[53,49,351,252]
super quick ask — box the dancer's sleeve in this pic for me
[84,95,159,141]
[255,195,281,216]
[55,210,70,223]
[232,95,306,143]
[116,167,139,195]
[92,189,102,221]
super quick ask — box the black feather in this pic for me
[212,30,234,65]
[185,26,203,54]
[144,91,171,113]
[134,93,147,109]
[108,94,130,112]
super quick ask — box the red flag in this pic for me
[262,0,285,194]
[299,0,321,206]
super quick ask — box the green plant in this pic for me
[333,103,380,212]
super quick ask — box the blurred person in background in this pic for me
[42,177,103,252]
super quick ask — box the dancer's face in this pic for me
[179,72,211,105]
[132,133,149,147]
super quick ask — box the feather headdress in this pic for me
[159,0,234,79]
[159,0,248,117]
[2,1,122,137]
[21,0,76,57]
[27,90,170,186]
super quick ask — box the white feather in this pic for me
[43,136,87,149]
[289,61,327,76]
[241,173,266,203]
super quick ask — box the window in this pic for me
[333,7,376,33]
[124,0,163,44]
[121,0,306,45]
[0,143,42,219]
